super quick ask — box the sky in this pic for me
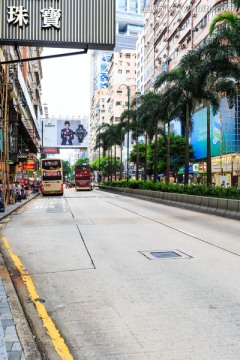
[41,48,91,161]
[41,48,91,118]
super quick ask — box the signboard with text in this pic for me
[0,0,115,50]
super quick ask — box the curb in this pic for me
[99,186,240,221]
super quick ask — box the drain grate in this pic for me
[150,251,181,259]
[139,249,192,260]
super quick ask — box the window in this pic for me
[116,101,121,106]
[118,69,122,74]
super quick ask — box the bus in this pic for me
[41,158,64,196]
[75,164,93,190]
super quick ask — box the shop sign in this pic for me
[198,163,207,173]
[23,164,35,170]
[178,165,193,174]
[42,147,60,154]
[193,164,199,172]
[0,0,115,50]
[17,153,28,161]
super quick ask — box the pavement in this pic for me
[0,192,41,360]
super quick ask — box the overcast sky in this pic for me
[41,48,91,119]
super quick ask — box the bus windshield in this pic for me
[42,160,62,181]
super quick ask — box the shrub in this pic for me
[101,180,240,200]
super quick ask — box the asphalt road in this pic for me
[1,188,240,360]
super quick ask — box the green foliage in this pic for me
[90,156,120,177]
[62,160,73,178]
[102,181,240,199]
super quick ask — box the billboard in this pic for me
[0,0,115,50]
[43,118,88,148]
[190,98,240,160]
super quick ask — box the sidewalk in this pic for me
[0,192,41,360]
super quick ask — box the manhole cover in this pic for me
[139,250,192,260]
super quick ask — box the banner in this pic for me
[43,118,88,148]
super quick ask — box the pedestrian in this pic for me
[25,183,30,198]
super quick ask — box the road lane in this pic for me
[1,188,240,360]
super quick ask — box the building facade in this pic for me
[142,0,239,186]
[0,46,43,201]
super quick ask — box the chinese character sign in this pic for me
[7,6,29,27]
[7,6,61,29]
[40,8,61,29]
[0,0,115,50]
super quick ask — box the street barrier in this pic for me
[100,186,240,221]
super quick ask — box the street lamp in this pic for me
[117,84,140,181]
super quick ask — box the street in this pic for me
[1,188,240,360]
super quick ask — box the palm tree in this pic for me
[120,101,144,180]
[181,39,240,185]
[155,68,198,185]
[209,1,240,58]
[136,92,167,182]
[104,124,123,180]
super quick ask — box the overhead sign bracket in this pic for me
[0,46,88,65]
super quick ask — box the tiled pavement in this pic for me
[0,192,40,360]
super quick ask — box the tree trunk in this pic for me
[107,149,110,181]
[136,137,139,181]
[153,131,158,183]
[206,101,212,186]
[184,103,190,185]
[120,144,123,180]
[166,121,170,184]
[144,134,148,181]
[114,145,117,181]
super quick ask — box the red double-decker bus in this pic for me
[75,165,93,190]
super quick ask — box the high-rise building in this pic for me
[149,0,239,186]
[89,1,146,162]
[91,0,146,94]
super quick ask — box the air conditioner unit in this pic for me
[155,48,159,53]
[163,54,167,58]
[181,43,186,49]
[177,17,182,22]
[166,45,170,49]
[163,38,168,42]
[193,13,197,17]
[175,33,179,38]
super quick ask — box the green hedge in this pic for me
[102,180,240,200]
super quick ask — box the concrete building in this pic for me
[89,89,109,162]
[153,0,234,74]
[136,31,145,93]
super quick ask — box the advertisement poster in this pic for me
[190,98,238,160]
[43,118,89,148]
